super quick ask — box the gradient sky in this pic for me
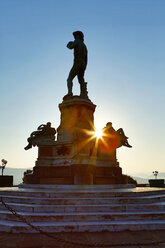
[0,0,165,176]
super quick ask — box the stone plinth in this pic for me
[149,179,164,187]
[0,176,13,187]
[24,97,125,185]
[71,164,95,185]
[57,97,96,143]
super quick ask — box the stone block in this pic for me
[0,176,13,187]
[39,146,53,157]
[39,177,72,184]
[149,179,164,187]
[95,176,117,184]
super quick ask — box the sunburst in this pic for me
[73,122,107,160]
[94,128,103,140]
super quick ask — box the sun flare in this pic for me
[94,128,103,139]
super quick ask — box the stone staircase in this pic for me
[0,185,165,233]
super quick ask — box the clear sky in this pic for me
[0,0,165,176]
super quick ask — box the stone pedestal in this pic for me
[58,97,95,138]
[0,175,13,187]
[24,96,124,185]
[149,179,164,187]
[71,164,95,185]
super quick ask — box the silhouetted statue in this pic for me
[98,122,132,154]
[104,122,132,148]
[24,122,56,150]
[100,122,120,153]
[64,31,88,100]
[116,127,132,148]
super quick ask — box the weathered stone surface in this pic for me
[57,97,96,143]
[0,187,165,239]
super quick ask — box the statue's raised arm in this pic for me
[66,40,77,49]
[64,31,88,100]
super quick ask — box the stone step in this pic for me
[1,209,165,222]
[1,194,165,205]
[0,187,165,233]
[0,202,165,213]
[18,184,136,190]
[1,188,165,198]
[0,219,165,233]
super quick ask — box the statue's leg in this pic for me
[78,69,88,98]
[117,128,132,148]
[124,141,132,148]
[67,66,78,95]
[77,68,85,85]
[24,137,33,150]
[117,128,124,135]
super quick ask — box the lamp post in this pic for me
[0,159,7,176]
[153,171,158,180]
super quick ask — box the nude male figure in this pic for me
[65,31,88,99]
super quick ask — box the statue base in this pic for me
[24,164,124,185]
[24,96,127,185]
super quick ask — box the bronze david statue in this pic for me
[64,31,88,100]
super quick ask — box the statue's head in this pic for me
[106,122,112,127]
[73,31,84,41]
[46,122,51,127]
[106,122,113,130]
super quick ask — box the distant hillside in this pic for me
[153,173,165,179]
[132,173,165,184]
[3,167,32,185]
[132,176,148,184]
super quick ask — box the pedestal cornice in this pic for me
[59,96,96,111]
